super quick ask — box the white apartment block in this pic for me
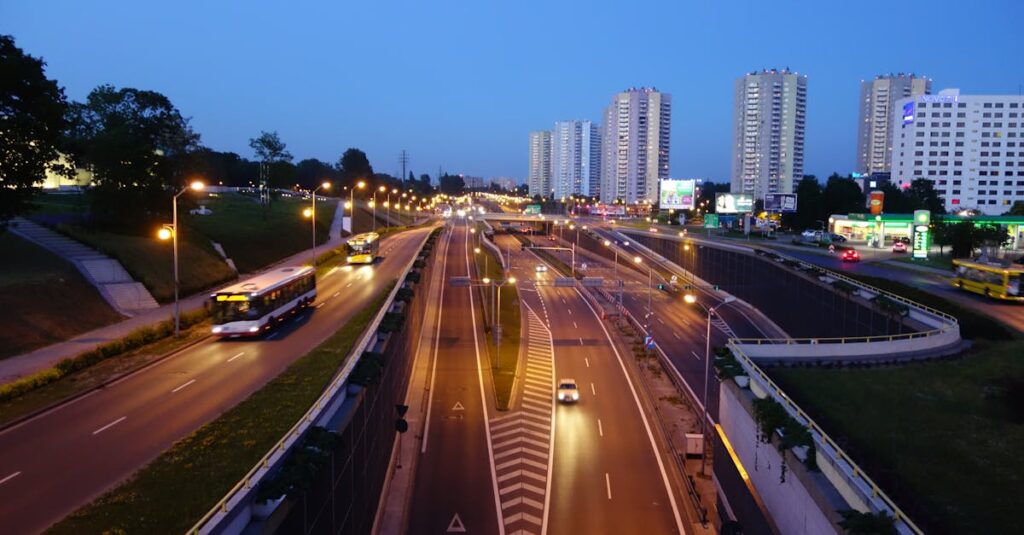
[892,89,1024,215]
[552,120,601,199]
[528,130,552,198]
[856,74,931,175]
[600,87,671,204]
[731,69,806,198]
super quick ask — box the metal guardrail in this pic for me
[186,227,436,535]
[729,343,925,535]
[730,330,945,345]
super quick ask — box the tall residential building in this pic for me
[551,120,601,199]
[891,89,1024,215]
[599,87,671,204]
[731,68,807,198]
[528,130,552,198]
[856,74,932,175]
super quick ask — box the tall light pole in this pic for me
[159,180,205,338]
[483,276,517,369]
[701,303,716,475]
[350,180,366,234]
[635,256,651,331]
[305,181,330,267]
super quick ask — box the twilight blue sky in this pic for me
[3,0,1022,183]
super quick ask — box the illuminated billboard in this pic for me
[902,101,915,125]
[764,193,797,213]
[715,193,754,214]
[658,179,696,209]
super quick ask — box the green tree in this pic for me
[0,35,71,229]
[249,131,292,190]
[65,85,200,229]
[1005,201,1024,216]
[788,175,824,230]
[438,173,465,195]
[878,183,913,213]
[823,173,866,216]
[907,178,945,214]
[294,158,338,190]
[337,148,374,188]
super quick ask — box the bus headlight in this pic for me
[249,327,259,333]
[212,326,222,334]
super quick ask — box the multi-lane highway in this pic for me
[503,234,686,533]
[0,228,432,534]
[408,221,501,533]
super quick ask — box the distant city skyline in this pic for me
[4,0,1022,183]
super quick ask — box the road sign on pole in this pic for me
[644,335,655,350]
[704,214,719,228]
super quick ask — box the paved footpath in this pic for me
[0,201,347,385]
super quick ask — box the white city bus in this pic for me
[209,266,316,337]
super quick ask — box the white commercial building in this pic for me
[856,74,931,175]
[528,130,552,198]
[892,89,1024,215]
[600,87,671,204]
[731,68,807,198]
[551,120,601,200]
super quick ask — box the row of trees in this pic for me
[0,34,438,232]
[787,174,945,230]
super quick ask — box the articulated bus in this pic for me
[952,259,1024,301]
[210,266,316,337]
[347,232,380,264]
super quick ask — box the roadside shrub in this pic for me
[395,288,414,303]
[838,510,897,535]
[378,312,405,334]
[831,280,858,294]
[413,259,426,269]
[405,271,421,284]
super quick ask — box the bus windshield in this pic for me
[211,298,263,323]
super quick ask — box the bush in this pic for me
[831,280,858,294]
[378,312,405,334]
[872,295,909,317]
[413,259,426,269]
[405,271,421,284]
[395,288,414,303]
[838,510,897,535]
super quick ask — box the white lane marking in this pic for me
[605,473,612,500]
[266,332,280,340]
[598,419,604,437]
[590,383,596,396]
[567,308,572,315]
[227,352,245,363]
[345,283,352,288]
[573,321,578,329]
[92,416,126,435]
[579,337,584,346]
[657,318,665,325]
[673,333,682,340]
[0,471,21,485]
[422,229,452,454]
[316,303,325,309]
[574,288,685,531]
[463,227,506,535]
[333,291,341,298]
[691,350,701,360]
[585,358,590,368]
[171,378,196,393]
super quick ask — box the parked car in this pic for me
[557,378,580,403]
[840,249,861,262]
[830,233,847,243]
[892,241,908,253]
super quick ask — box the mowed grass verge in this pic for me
[0,232,123,359]
[770,340,1024,535]
[48,282,395,535]
[475,240,520,410]
[189,193,336,273]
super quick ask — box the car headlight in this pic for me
[212,326,222,333]
[572,392,579,400]
[249,327,259,333]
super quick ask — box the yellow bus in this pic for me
[951,259,1024,301]
[346,232,380,264]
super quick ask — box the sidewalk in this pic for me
[1,201,347,385]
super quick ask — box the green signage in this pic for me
[704,214,719,228]
[912,210,930,259]
[525,204,542,215]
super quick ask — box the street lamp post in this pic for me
[307,181,331,267]
[635,256,652,331]
[701,304,717,475]
[160,180,205,338]
[350,180,366,233]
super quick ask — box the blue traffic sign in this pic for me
[644,335,655,350]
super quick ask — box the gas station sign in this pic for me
[912,210,930,259]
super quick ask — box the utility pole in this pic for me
[399,150,409,183]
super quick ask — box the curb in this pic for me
[0,333,211,434]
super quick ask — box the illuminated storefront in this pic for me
[829,213,1024,250]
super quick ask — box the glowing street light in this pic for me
[308,181,331,267]
[162,179,205,337]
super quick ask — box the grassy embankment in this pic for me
[0,232,123,359]
[766,270,1020,534]
[49,282,395,535]
[474,238,521,410]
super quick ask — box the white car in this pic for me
[535,264,548,273]
[557,378,580,403]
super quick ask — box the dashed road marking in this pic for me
[606,473,612,500]
[92,416,126,436]
[598,419,604,437]
[227,352,245,363]
[171,378,196,393]
[691,350,701,360]
[0,471,21,485]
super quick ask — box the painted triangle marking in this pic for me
[452,401,465,411]
[447,513,467,532]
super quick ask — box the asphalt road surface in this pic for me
[408,221,500,534]
[504,236,686,534]
[0,228,432,535]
